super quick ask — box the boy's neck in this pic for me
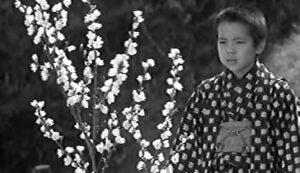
[231,61,257,81]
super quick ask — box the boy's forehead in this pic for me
[217,21,251,37]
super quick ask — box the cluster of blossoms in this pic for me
[82,1,104,87]
[95,112,125,154]
[100,54,130,105]
[31,100,89,173]
[125,10,144,56]
[31,100,62,141]
[92,12,145,169]
[135,49,184,173]
[122,59,155,135]
[15,0,92,109]
[16,0,144,172]
[121,59,158,172]
[14,0,70,44]
[162,49,196,168]
[99,10,144,108]
[57,146,89,173]
[17,0,186,172]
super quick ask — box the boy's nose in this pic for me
[226,45,236,54]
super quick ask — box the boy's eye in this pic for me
[218,40,226,44]
[236,40,246,44]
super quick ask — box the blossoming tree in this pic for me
[15,0,188,172]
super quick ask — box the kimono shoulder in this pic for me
[271,76,299,116]
[194,73,223,100]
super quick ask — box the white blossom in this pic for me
[160,169,167,173]
[95,104,108,114]
[92,36,103,49]
[136,75,143,84]
[122,121,130,130]
[166,78,173,85]
[67,45,76,52]
[144,73,151,81]
[157,153,165,162]
[133,130,141,139]
[57,149,64,158]
[106,92,115,104]
[30,63,38,72]
[27,25,35,35]
[157,122,165,130]
[86,31,96,41]
[133,10,144,24]
[101,128,109,139]
[96,143,105,153]
[170,153,179,164]
[33,27,44,44]
[177,65,183,71]
[143,151,153,160]
[87,22,102,31]
[174,58,184,66]
[67,95,80,106]
[173,81,183,91]
[14,0,21,8]
[74,167,85,173]
[162,140,170,148]
[83,66,93,80]
[52,3,63,12]
[168,48,180,59]
[112,128,120,137]
[142,62,149,69]
[150,165,159,173]
[152,139,162,150]
[115,136,125,144]
[63,0,72,8]
[24,14,35,26]
[81,99,89,108]
[136,161,146,171]
[126,42,137,56]
[65,147,75,153]
[147,59,155,67]
[166,88,174,96]
[76,146,85,153]
[57,31,65,41]
[129,31,140,38]
[133,10,143,18]
[95,58,104,66]
[164,101,175,110]
[133,90,146,103]
[64,156,72,166]
[162,109,170,116]
[40,69,49,81]
[45,118,54,126]
[166,164,173,173]
[108,68,118,77]
[161,130,172,140]
[140,139,150,148]
[84,9,101,23]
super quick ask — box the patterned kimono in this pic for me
[171,61,300,173]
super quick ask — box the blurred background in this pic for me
[1,0,300,172]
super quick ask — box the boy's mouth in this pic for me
[226,59,237,64]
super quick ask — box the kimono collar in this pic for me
[224,60,259,85]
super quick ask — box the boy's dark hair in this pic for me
[213,6,268,47]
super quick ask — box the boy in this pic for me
[170,6,300,172]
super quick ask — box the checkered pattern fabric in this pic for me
[171,61,300,173]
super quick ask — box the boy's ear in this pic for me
[255,39,266,54]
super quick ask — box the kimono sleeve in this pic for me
[272,80,300,172]
[170,87,202,172]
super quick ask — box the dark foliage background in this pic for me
[1,0,300,172]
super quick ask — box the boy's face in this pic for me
[217,21,264,79]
